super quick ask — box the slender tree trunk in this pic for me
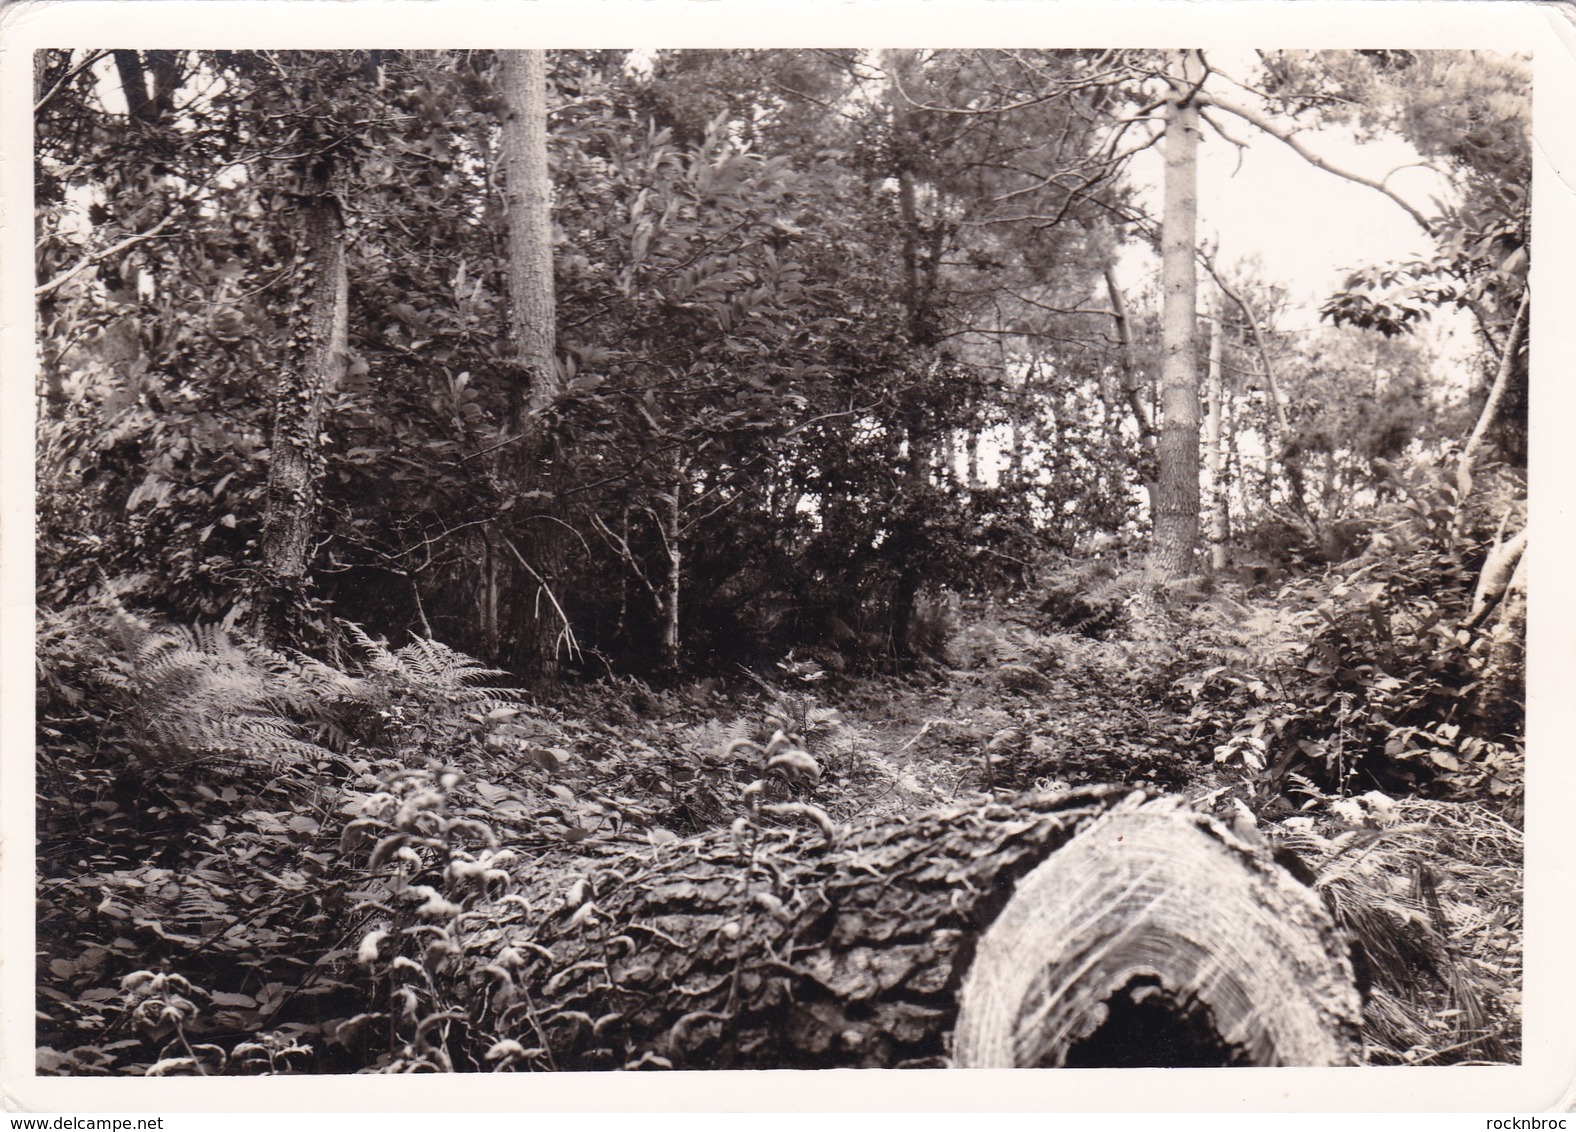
[1152,49,1204,585]
[498,49,571,681]
[885,53,939,660]
[1458,286,1530,497]
[479,529,500,657]
[1006,361,1027,491]
[1204,298,1229,573]
[891,408,930,658]
[1205,263,1313,529]
[501,50,557,426]
[256,186,348,642]
[1104,266,1158,516]
[662,460,684,671]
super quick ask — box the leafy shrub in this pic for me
[1034,554,1133,639]
[35,599,533,1076]
[1176,459,1524,806]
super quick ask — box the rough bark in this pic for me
[255,187,347,641]
[953,798,1362,1067]
[498,49,571,681]
[500,49,558,423]
[442,786,1359,1070]
[1152,50,1203,584]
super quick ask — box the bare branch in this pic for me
[1197,91,1436,234]
[1198,252,1291,434]
[33,50,112,115]
[885,54,1140,118]
[35,213,179,301]
[1103,265,1156,447]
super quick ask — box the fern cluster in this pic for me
[37,594,529,790]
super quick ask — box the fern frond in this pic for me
[340,620,398,673]
[392,637,508,687]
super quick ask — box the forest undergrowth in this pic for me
[36,564,1523,1075]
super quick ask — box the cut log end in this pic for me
[952,798,1363,1067]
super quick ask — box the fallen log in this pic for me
[954,797,1362,1067]
[426,785,1360,1070]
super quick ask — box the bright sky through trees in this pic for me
[1118,52,1475,370]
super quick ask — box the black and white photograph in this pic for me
[4,0,1573,1115]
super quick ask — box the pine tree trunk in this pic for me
[500,50,557,426]
[498,49,571,681]
[255,186,347,642]
[437,787,1360,1070]
[1152,50,1204,584]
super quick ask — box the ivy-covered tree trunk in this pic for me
[255,183,348,642]
[434,787,1360,1070]
[1152,49,1204,585]
[498,49,571,681]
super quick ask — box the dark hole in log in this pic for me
[1060,975,1249,1068]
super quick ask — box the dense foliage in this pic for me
[34,48,1528,1074]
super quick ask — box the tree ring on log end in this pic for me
[952,798,1362,1067]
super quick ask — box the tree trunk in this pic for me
[891,402,931,658]
[112,50,156,124]
[1458,286,1530,498]
[1104,266,1158,517]
[1152,50,1204,584]
[1006,363,1027,490]
[255,186,347,642]
[1204,298,1229,573]
[145,50,181,118]
[498,49,571,681]
[500,50,558,425]
[661,463,684,672]
[1480,550,1527,732]
[1206,263,1314,531]
[431,787,1359,1070]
